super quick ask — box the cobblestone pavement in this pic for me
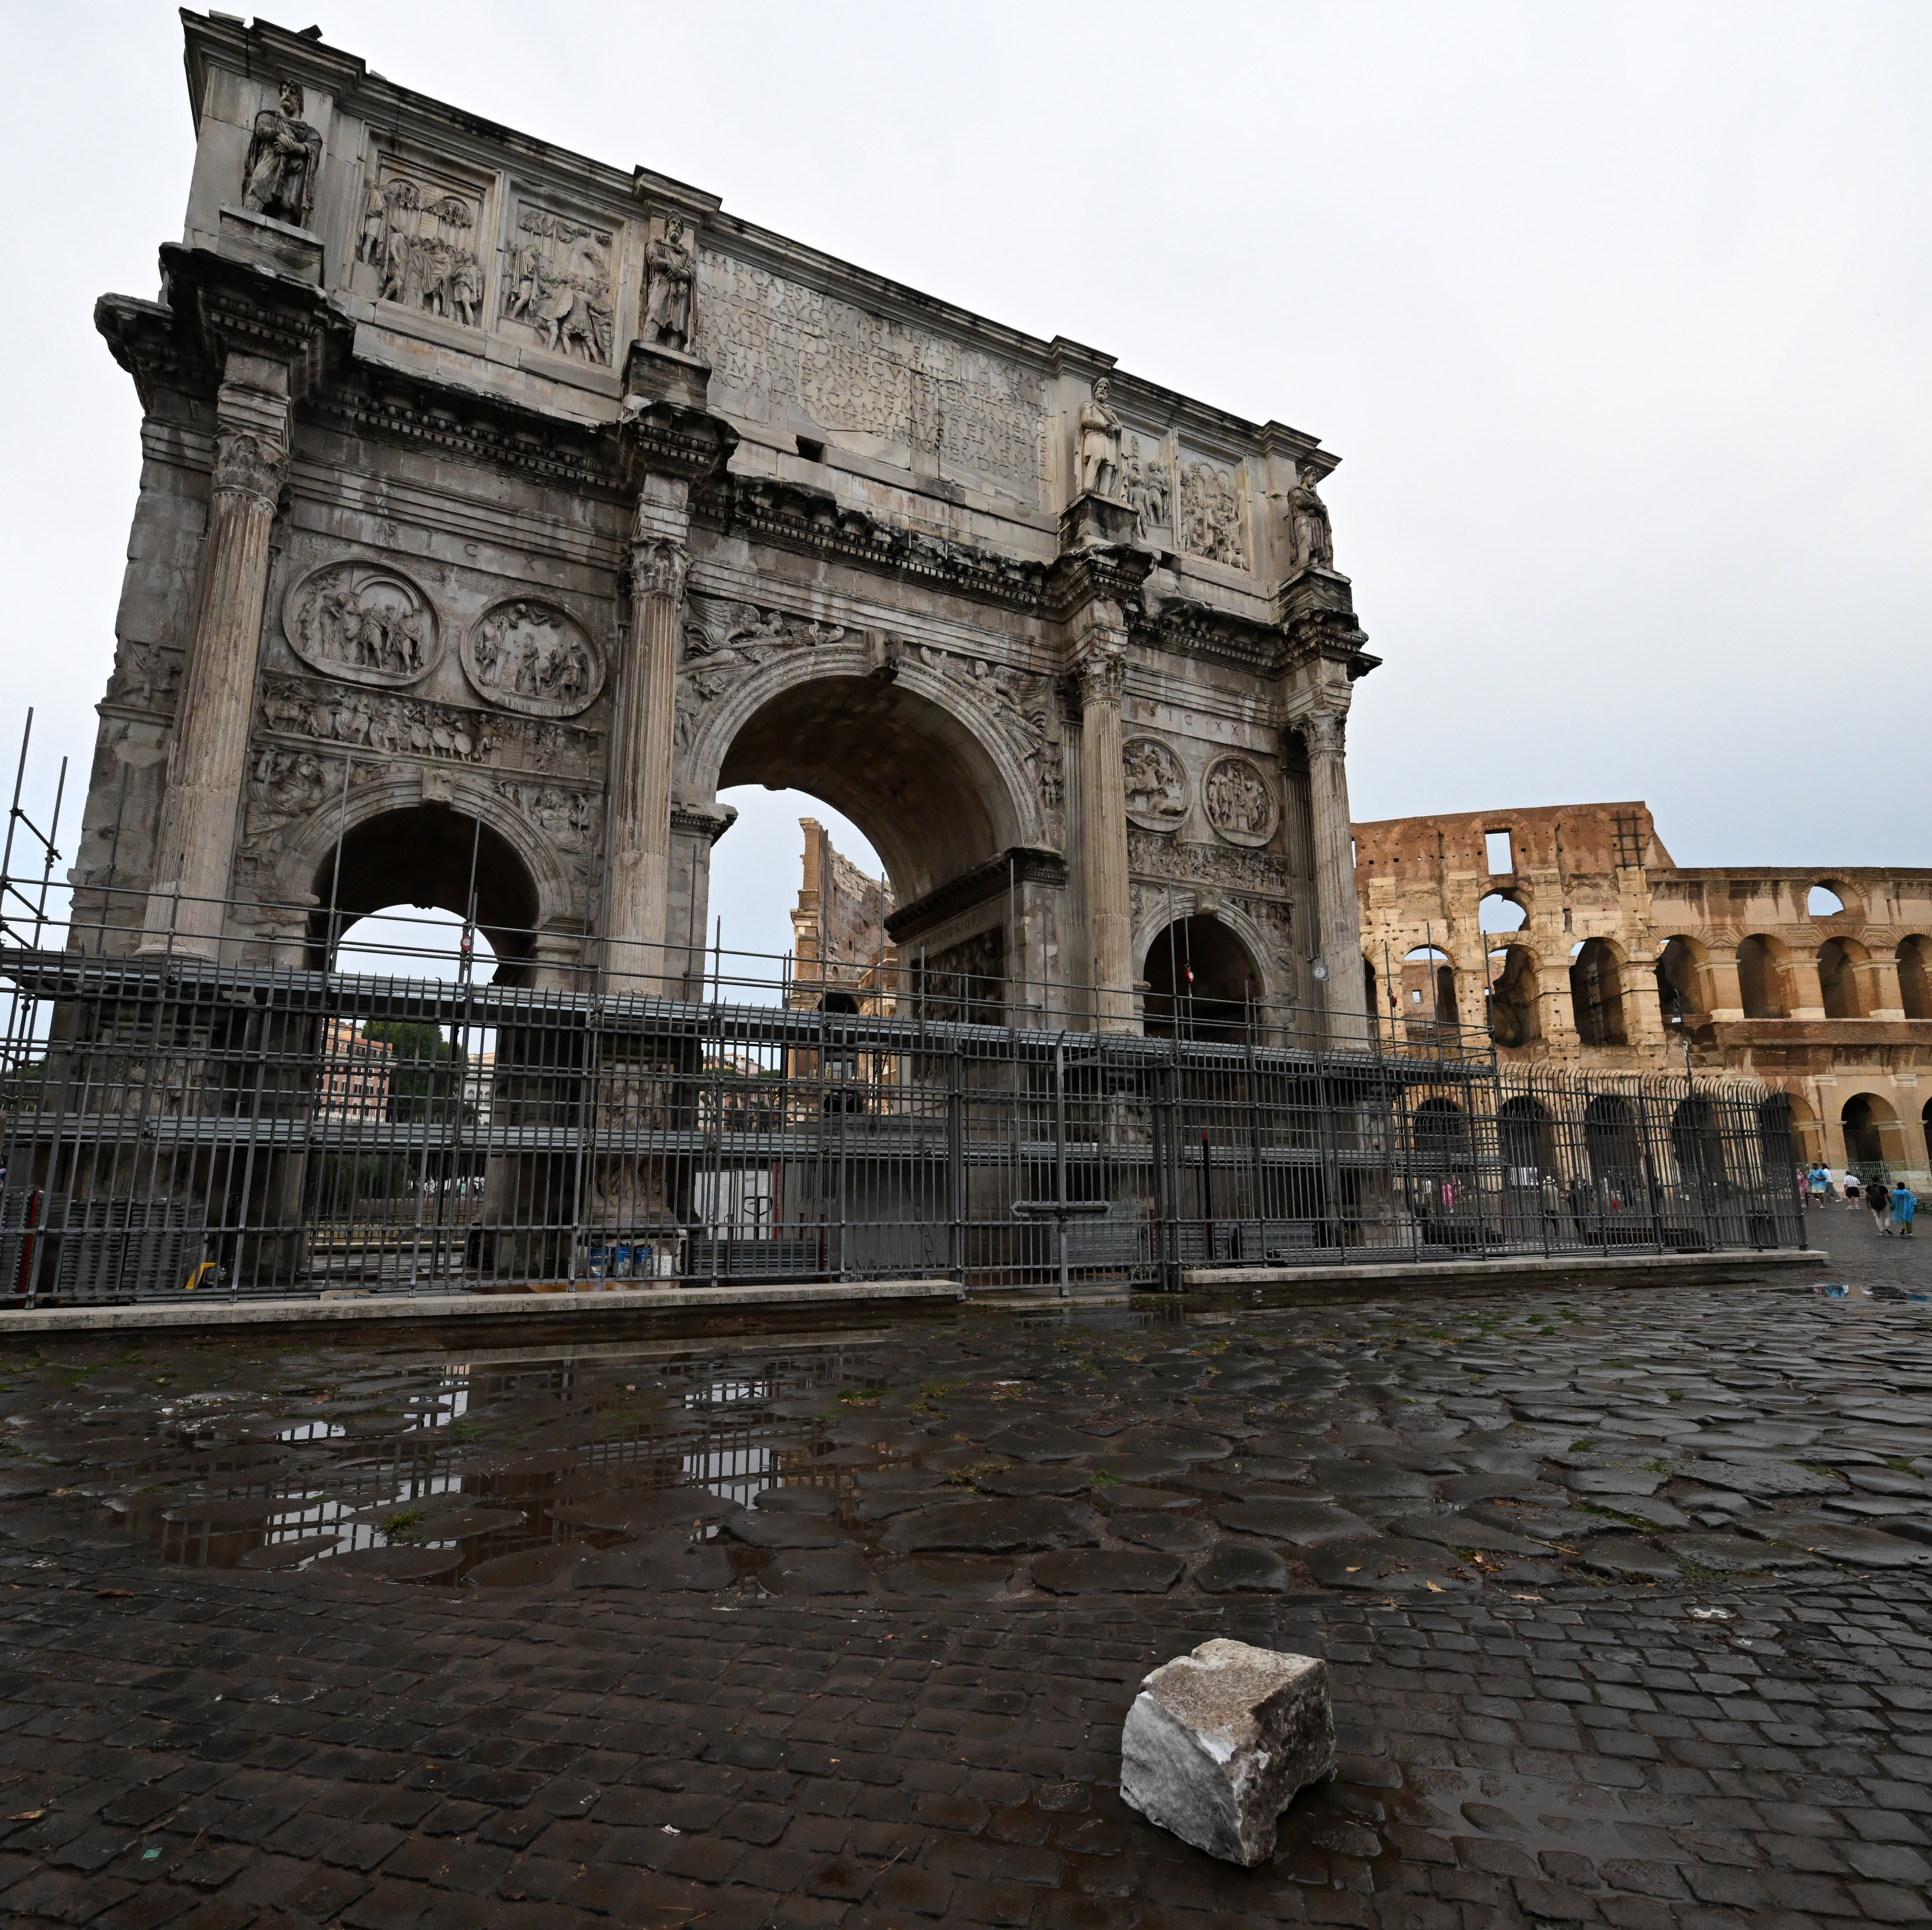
[2,1251,1930,1926]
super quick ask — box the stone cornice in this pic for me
[1131,596,1286,676]
[885,847,1067,945]
[1043,546,1153,624]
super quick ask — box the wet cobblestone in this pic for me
[1,1243,1930,1925]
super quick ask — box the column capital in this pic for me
[633,535,689,600]
[1073,641,1126,710]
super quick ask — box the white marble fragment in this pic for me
[1118,1638,1334,1865]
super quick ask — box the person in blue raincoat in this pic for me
[1891,1181,1917,1238]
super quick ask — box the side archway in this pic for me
[1142,914,1264,1041]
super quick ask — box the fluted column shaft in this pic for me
[1301,709,1369,1045]
[1078,647,1134,1032]
[141,358,291,958]
[605,479,689,992]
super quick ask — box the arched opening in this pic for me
[1923,1095,1932,1168]
[1398,946,1456,1040]
[1808,883,1846,917]
[716,675,1022,909]
[1671,1096,1727,1189]
[1841,1092,1902,1176]
[1569,939,1627,1046]
[1655,936,1705,1033]
[1899,936,1932,1020]
[1583,1094,1649,1230]
[1818,937,1866,1019]
[1143,916,1262,1041]
[1499,1095,1555,1176]
[1410,1094,1478,1245]
[1488,946,1540,1047]
[1479,891,1527,934]
[1737,935,1787,1018]
[307,807,537,981]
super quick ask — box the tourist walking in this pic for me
[1869,1176,1892,1235]
[1844,1169,1862,1208]
[1891,1181,1917,1237]
[1808,1163,1830,1208]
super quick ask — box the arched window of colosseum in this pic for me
[1808,883,1846,916]
[1654,937,1704,1032]
[1736,935,1787,1019]
[1488,946,1540,1047]
[1841,1091,1901,1173]
[1922,1095,1932,1169]
[1479,891,1526,933]
[1569,938,1627,1047]
[1897,935,1932,1020]
[1817,936,1866,1019]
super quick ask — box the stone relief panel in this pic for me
[1202,754,1279,849]
[281,561,440,689]
[1121,436,1173,546]
[1122,736,1188,833]
[1128,830,1291,896]
[500,198,616,365]
[102,643,182,715]
[257,674,593,775]
[1179,458,1249,569]
[496,780,600,863]
[357,157,488,326]
[698,252,1044,497]
[462,601,604,717]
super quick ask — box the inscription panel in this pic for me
[698,251,1044,499]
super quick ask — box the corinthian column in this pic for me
[1077,644,1135,1032]
[605,478,690,992]
[141,358,291,958]
[1299,707,1369,1045]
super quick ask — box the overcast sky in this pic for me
[4,2,1925,964]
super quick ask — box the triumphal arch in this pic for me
[81,14,1376,1039]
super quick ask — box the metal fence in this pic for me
[0,931,1805,1307]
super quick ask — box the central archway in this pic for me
[711,674,1030,906]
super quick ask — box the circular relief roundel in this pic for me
[1122,736,1189,832]
[462,599,605,717]
[1202,753,1279,848]
[282,560,440,688]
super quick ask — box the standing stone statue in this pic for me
[643,216,697,351]
[242,81,323,230]
[1284,461,1334,573]
[1078,377,1124,498]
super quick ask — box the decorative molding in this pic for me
[1129,830,1294,896]
[886,846,1066,945]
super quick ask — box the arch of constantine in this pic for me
[81,13,1375,1037]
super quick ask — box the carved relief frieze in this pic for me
[698,252,1043,495]
[1202,754,1279,848]
[257,674,594,775]
[1179,459,1249,569]
[102,643,183,716]
[502,199,616,365]
[1121,436,1173,546]
[1129,830,1291,896]
[357,158,487,327]
[496,780,600,862]
[1122,736,1188,834]
[282,561,440,689]
[463,601,604,717]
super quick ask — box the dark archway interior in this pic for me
[1143,916,1261,1040]
[719,676,1019,906]
[1498,1095,1555,1174]
[1583,1094,1645,1187]
[1655,937,1704,1029]
[1570,940,1627,1046]
[1841,1092,1895,1168]
[1818,937,1863,1018]
[1902,937,1932,1020]
[309,807,538,979]
[1737,936,1785,1018]
[1490,946,1540,1047]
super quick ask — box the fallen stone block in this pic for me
[1119,1638,1333,1865]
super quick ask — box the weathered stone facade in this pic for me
[1355,800,1932,1182]
[79,15,1375,1038]
[789,819,895,1007]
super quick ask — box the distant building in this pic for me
[1355,800,1932,1182]
[788,818,897,1016]
[316,1019,392,1122]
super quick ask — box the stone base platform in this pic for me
[1182,1246,1826,1295]
[0,1276,964,1338]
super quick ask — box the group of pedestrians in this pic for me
[1804,1161,1917,1235]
